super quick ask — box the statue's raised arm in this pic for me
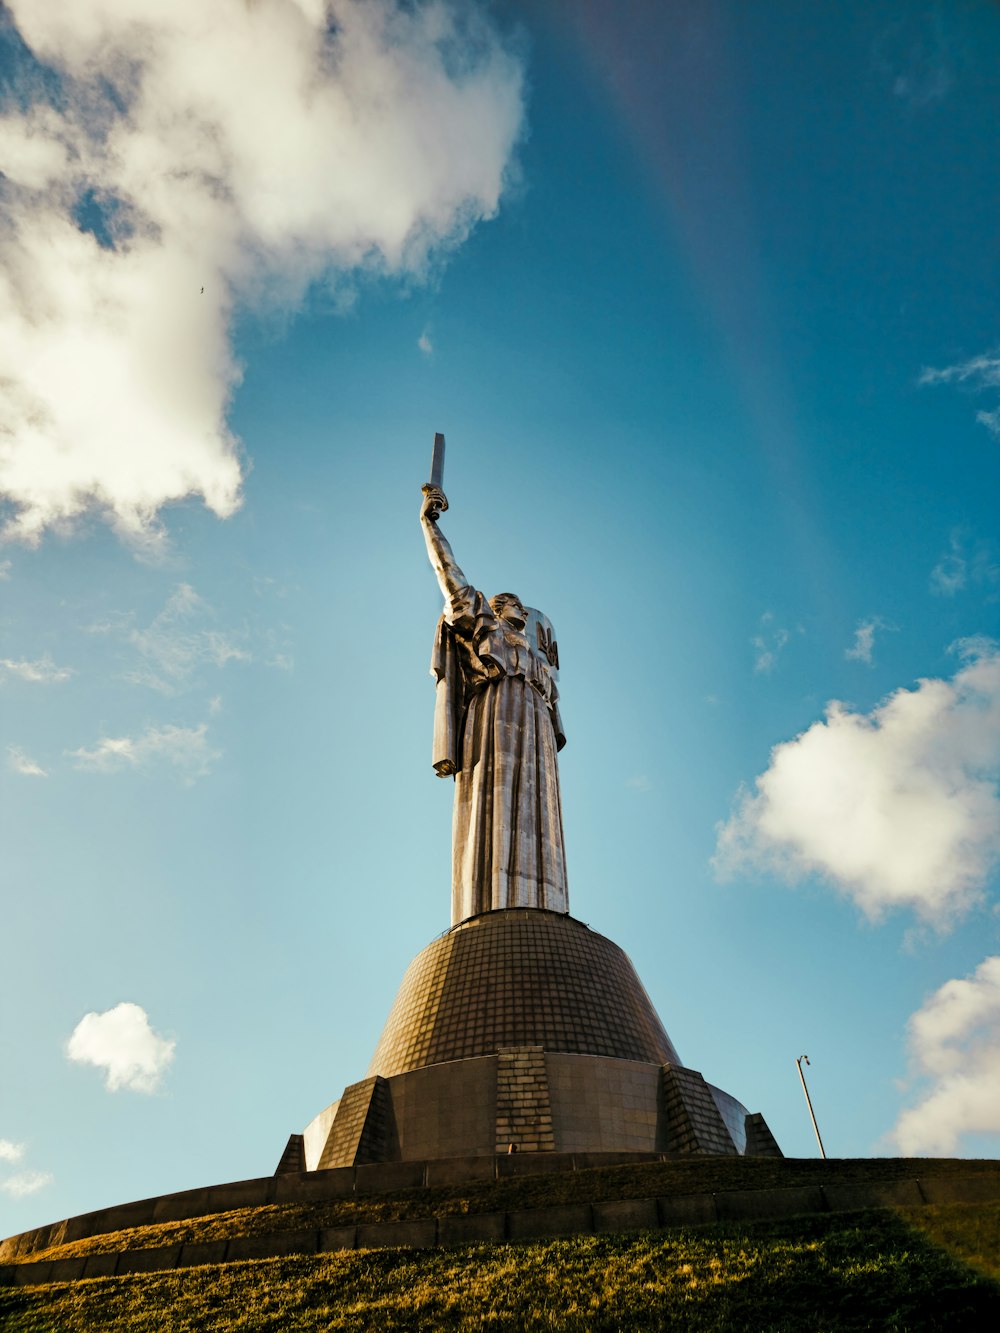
[420,486,470,602]
[420,460,569,927]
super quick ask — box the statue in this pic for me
[420,436,568,925]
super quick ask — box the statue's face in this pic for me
[497,598,527,629]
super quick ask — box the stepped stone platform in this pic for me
[3,1157,1000,1288]
[289,909,780,1170]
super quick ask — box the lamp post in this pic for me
[796,1055,827,1159]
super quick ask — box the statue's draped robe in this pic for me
[432,584,568,925]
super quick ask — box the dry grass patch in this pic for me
[2,1206,999,1331]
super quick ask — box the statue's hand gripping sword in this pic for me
[421,432,448,520]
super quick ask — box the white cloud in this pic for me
[714,641,1000,925]
[7,745,47,777]
[418,327,434,355]
[625,775,650,793]
[752,612,791,675]
[0,1139,25,1164]
[70,721,219,784]
[1,1170,54,1199]
[920,350,1000,440]
[0,655,73,683]
[845,616,891,665]
[0,560,11,580]
[66,1001,175,1093]
[892,956,1000,1155]
[0,1,526,548]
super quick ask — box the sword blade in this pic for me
[429,432,445,490]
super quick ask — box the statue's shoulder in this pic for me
[445,584,495,636]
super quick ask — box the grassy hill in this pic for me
[2,1158,999,1330]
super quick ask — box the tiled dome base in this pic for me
[368,909,681,1077]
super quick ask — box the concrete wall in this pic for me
[546,1053,661,1154]
[302,1051,772,1166]
[390,1056,497,1159]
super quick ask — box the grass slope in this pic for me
[2,1206,1000,1331]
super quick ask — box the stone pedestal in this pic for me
[283,909,781,1172]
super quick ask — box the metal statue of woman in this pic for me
[421,479,568,926]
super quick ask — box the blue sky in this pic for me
[2,0,1000,1236]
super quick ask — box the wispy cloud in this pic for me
[715,640,1000,926]
[0,560,11,581]
[844,616,892,666]
[920,350,1000,439]
[0,655,73,684]
[0,1,525,550]
[931,534,968,596]
[625,775,650,793]
[418,327,434,356]
[752,612,791,675]
[70,722,219,784]
[892,956,1000,1155]
[930,530,1000,598]
[872,14,957,109]
[124,583,249,693]
[0,1140,52,1199]
[91,583,291,692]
[1,1170,54,1199]
[920,352,1000,391]
[7,745,47,777]
[252,575,292,600]
[66,1002,175,1094]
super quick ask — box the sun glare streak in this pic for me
[557,1,837,606]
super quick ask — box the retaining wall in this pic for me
[2,1169,999,1289]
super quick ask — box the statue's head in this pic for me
[492,597,560,674]
[490,593,527,629]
